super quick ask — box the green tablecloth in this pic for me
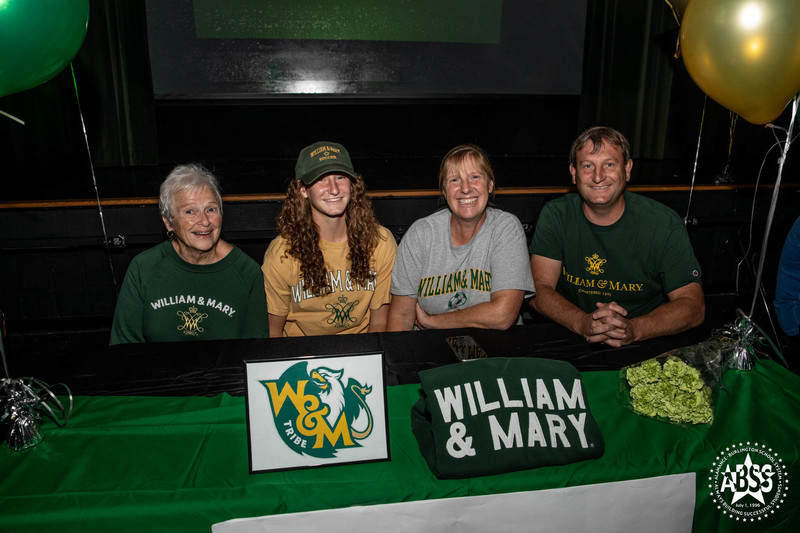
[1,360,798,532]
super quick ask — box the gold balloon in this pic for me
[680,0,800,124]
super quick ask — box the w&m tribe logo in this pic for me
[709,441,789,523]
[260,361,374,458]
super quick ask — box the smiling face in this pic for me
[301,173,352,222]
[162,185,223,263]
[570,139,632,222]
[443,156,495,226]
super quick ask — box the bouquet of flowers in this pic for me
[619,340,726,426]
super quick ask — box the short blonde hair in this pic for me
[437,144,496,205]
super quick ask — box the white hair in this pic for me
[158,164,222,223]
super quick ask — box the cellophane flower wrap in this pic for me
[619,339,727,426]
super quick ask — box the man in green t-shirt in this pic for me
[529,127,705,347]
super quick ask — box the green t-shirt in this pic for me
[110,241,268,344]
[411,357,604,479]
[529,192,702,317]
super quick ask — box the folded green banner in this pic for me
[411,358,605,479]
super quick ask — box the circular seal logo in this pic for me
[709,442,789,522]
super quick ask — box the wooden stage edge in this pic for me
[1,183,797,210]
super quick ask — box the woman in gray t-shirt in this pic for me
[386,145,534,331]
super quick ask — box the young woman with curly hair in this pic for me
[262,141,397,337]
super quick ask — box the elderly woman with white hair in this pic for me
[110,164,268,344]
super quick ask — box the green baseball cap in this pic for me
[295,141,356,185]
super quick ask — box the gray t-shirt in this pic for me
[391,207,535,315]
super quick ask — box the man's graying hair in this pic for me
[569,127,632,168]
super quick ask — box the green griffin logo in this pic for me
[261,361,374,458]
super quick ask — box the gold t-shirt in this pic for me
[262,226,396,336]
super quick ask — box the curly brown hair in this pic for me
[276,174,383,296]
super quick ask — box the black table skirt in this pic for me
[6,321,721,396]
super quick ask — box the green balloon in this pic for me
[0,0,90,98]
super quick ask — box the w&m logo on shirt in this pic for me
[325,295,359,328]
[176,306,208,336]
[261,362,374,458]
[585,254,607,276]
